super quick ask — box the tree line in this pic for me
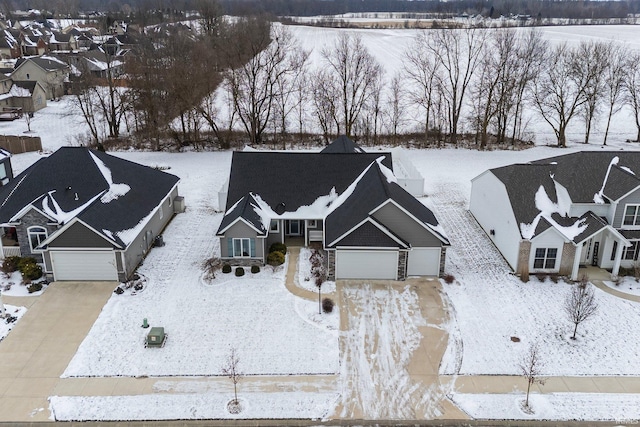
[69,15,640,149]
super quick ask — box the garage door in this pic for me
[407,248,441,276]
[50,251,118,281]
[336,250,397,280]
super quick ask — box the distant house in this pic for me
[12,56,70,99]
[0,76,46,113]
[470,151,640,281]
[216,137,449,280]
[48,31,77,51]
[0,147,182,281]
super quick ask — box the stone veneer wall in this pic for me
[327,250,335,281]
[439,247,447,277]
[397,251,407,280]
[559,243,576,276]
[16,210,59,263]
[517,241,531,281]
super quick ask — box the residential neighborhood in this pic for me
[0,5,640,425]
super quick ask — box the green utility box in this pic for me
[146,327,166,348]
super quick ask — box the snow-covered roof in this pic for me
[490,151,640,240]
[0,147,179,248]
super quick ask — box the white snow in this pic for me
[50,392,338,421]
[41,191,102,225]
[89,152,131,203]
[451,393,640,421]
[520,185,586,241]
[376,156,397,183]
[604,277,640,297]
[296,247,336,294]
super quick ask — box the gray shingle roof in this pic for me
[326,160,447,247]
[320,135,365,153]
[0,147,179,248]
[225,151,392,213]
[335,220,407,248]
[489,151,640,240]
[217,193,268,236]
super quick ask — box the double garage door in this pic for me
[335,248,441,280]
[336,250,398,280]
[50,251,119,281]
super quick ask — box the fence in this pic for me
[0,135,42,154]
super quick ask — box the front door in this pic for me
[287,220,301,236]
[580,239,592,265]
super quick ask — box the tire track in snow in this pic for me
[338,283,446,419]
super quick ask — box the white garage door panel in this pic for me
[336,250,397,280]
[407,248,440,276]
[51,251,118,281]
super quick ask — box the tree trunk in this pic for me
[572,322,578,340]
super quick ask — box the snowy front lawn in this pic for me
[297,247,336,294]
[60,152,339,377]
[451,393,640,421]
[604,277,640,297]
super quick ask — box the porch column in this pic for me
[612,239,625,279]
[571,243,583,281]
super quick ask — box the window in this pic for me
[27,226,47,252]
[307,220,317,228]
[624,205,640,226]
[269,220,279,233]
[158,207,163,220]
[168,196,172,207]
[625,241,640,260]
[230,238,255,258]
[611,241,618,261]
[533,248,557,269]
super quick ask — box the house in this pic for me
[0,147,182,281]
[12,56,70,99]
[469,151,640,281]
[0,75,46,113]
[216,137,449,280]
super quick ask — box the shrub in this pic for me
[443,274,455,284]
[267,251,285,266]
[114,287,124,295]
[269,242,287,255]
[235,267,245,277]
[27,282,43,293]
[18,257,37,272]
[1,256,21,274]
[251,265,260,274]
[203,257,222,281]
[322,298,334,313]
[19,259,42,281]
[222,263,232,274]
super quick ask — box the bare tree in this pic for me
[532,43,593,147]
[576,41,609,144]
[519,342,546,412]
[508,29,547,144]
[624,52,640,142]
[221,346,241,406]
[225,22,298,144]
[602,43,627,145]
[403,31,442,142]
[564,276,599,340]
[311,69,339,144]
[272,46,311,142]
[384,72,408,145]
[423,27,486,144]
[320,33,383,137]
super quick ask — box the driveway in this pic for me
[0,281,115,421]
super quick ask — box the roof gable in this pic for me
[0,147,179,248]
[320,135,365,154]
[217,193,268,236]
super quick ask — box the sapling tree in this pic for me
[564,276,598,340]
[221,346,241,407]
[519,342,545,412]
